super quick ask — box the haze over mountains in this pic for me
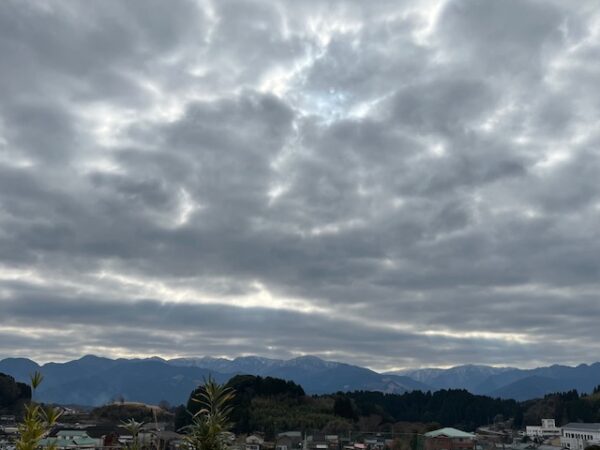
[390,363,600,399]
[1,355,599,406]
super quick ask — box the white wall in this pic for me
[561,427,600,450]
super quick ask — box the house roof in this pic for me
[247,435,265,443]
[39,438,76,448]
[73,437,99,446]
[152,430,184,441]
[425,428,476,439]
[562,423,600,431]
[278,432,302,438]
[57,430,90,438]
[82,425,126,438]
[277,436,302,445]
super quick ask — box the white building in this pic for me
[526,419,561,439]
[246,434,265,450]
[561,423,600,450]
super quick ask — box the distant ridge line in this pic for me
[2,355,600,405]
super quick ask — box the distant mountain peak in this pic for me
[3,355,600,404]
[233,355,281,363]
[77,354,114,363]
[288,355,326,364]
[0,354,429,404]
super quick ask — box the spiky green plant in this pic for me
[182,377,235,450]
[121,418,145,450]
[30,372,44,391]
[16,372,63,450]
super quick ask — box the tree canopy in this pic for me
[175,375,600,437]
[0,372,31,414]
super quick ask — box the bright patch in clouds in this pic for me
[0,0,600,369]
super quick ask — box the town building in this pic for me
[526,419,561,439]
[276,431,302,450]
[561,423,600,450]
[305,433,339,450]
[38,430,102,449]
[150,430,185,450]
[246,434,265,450]
[363,437,387,450]
[424,428,476,450]
[82,424,127,448]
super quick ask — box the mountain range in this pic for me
[390,363,600,400]
[0,355,426,406]
[1,355,599,406]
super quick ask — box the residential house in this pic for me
[363,437,386,450]
[276,432,302,450]
[83,425,126,449]
[39,430,101,449]
[151,430,185,450]
[246,434,265,450]
[306,434,339,450]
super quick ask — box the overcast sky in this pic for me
[1,0,600,371]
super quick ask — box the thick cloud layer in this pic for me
[1,0,599,371]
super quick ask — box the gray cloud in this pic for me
[1,0,600,371]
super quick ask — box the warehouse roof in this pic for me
[425,428,476,438]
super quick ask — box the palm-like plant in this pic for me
[121,418,145,450]
[183,377,235,450]
[16,372,63,450]
[30,372,44,391]
[17,404,48,450]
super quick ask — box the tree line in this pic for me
[175,376,600,437]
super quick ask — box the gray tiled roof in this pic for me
[562,423,600,431]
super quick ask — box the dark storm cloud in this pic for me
[1,0,600,370]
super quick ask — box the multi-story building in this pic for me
[561,423,600,450]
[526,419,561,439]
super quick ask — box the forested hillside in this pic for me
[175,375,521,436]
[344,390,522,430]
[0,372,31,413]
[522,389,600,425]
[175,375,600,437]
